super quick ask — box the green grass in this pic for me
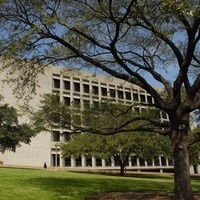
[0,168,199,200]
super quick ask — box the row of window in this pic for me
[52,131,71,142]
[53,78,153,103]
[51,110,168,141]
[49,95,168,123]
[51,154,173,167]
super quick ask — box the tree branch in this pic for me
[186,130,200,147]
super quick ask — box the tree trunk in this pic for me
[173,140,194,200]
[119,161,125,176]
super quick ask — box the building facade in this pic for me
[0,64,199,173]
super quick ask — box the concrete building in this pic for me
[0,64,199,173]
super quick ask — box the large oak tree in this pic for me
[0,1,200,199]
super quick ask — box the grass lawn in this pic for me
[0,167,199,200]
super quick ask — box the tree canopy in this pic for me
[0,104,36,153]
[60,132,172,176]
[31,94,167,135]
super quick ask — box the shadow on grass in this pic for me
[24,173,174,199]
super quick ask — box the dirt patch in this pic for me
[86,191,200,200]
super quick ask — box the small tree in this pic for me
[0,104,36,153]
[60,132,172,176]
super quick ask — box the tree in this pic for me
[61,132,172,176]
[33,94,172,175]
[0,104,36,153]
[0,1,200,199]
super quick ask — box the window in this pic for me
[109,89,116,98]
[52,131,60,141]
[73,98,80,108]
[101,87,107,96]
[63,97,70,106]
[64,80,70,90]
[83,84,90,93]
[134,107,140,113]
[92,101,99,108]
[139,158,145,166]
[51,154,60,167]
[161,156,167,166]
[125,92,131,100]
[118,90,123,99]
[133,93,139,101]
[113,156,120,166]
[76,157,82,166]
[53,79,60,88]
[96,158,102,167]
[74,82,80,92]
[154,157,160,166]
[63,132,71,142]
[92,85,98,95]
[106,159,111,166]
[86,157,92,167]
[130,156,137,166]
[83,100,90,108]
[140,94,146,103]
[147,95,153,104]
[64,157,71,167]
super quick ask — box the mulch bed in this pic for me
[86,191,200,200]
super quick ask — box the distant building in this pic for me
[0,64,199,174]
